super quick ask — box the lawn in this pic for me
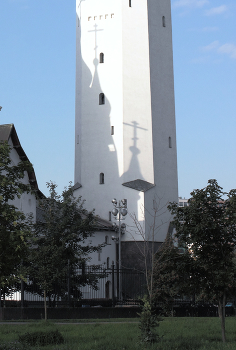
[1,317,236,349]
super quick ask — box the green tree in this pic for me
[29,182,104,320]
[168,179,236,343]
[0,141,33,296]
[152,232,193,315]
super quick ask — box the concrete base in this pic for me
[0,307,140,321]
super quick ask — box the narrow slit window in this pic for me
[162,16,166,27]
[77,135,79,144]
[100,172,104,184]
[98,248,101,261]
[129,0,131,7]
[105,235,109,244]
[107,257,110,269]
[111,126,114,135]
[109,211,112,221]
[100,52,104,63]
[99,93,105,105]
[169,137,172,148]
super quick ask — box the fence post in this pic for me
[117,265,119,303]
[21,280,24,308]
[67,259,71,306]
[112,263,115,307]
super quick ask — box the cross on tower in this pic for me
[123,121,147,148]
[88,24,103,59]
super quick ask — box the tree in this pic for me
[0,141,33,296]
[28,182,104,320]
[129,196,168,343]
[152,231,193,315]
[168,179,236,343]
[129,195,169,304]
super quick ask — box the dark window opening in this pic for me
[111,126,114,135]
[169,137,172,148]
[129,0,131,7]
[109,211,112,221]
[100,172,104,184]
[99,93,105,105]
[162,16,166,27]
[100,53,104,63]
[98,248,101,261]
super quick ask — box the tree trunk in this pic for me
[218,294,226,343]
[44,289,47,321]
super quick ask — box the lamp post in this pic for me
[111,198,127,300]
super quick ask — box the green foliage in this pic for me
[168,179,236,303]
[138,296,162,344]
[19,330,64,346]
[153,232,193,313]
[168,179,236,342]
[0,141,33,288]
[28,181,104,303]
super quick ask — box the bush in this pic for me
[19,329,64,346]
[138,296,162,344]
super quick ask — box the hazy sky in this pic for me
[0,0,235,199]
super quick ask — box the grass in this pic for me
[1,317,236,349]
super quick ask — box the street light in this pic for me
[111,198,128,300]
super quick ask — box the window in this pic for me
[107,257,110,269]
[169,136,172,148]
[98,248,102,261]
[111,126,114,135]
[100,53,104,63]
[77,135,79,144]
[109,211,112,221]
[100,172,104,184]
[105,235,109,244]
[99,93,105,105]
[88,16,91,21]
[129,0,131,7]
[162,16,166,27]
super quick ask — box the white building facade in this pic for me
[74,0,178,268]
[0,124,42,222]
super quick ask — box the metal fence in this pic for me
[1,265,146,308]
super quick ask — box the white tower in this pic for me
[74,0,178,266]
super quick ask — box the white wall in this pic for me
[8,138,37,221]
[75,0,178,244]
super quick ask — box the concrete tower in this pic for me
[74,0,178,266]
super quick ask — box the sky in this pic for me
[0,0,235,199]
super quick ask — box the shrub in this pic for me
[19,329,64,346]
[138,296,162,344]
